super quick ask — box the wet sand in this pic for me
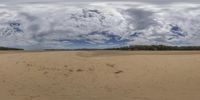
[0,51,200,100]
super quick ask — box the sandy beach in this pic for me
[0,51,200,100]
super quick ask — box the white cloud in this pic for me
[0,2,200,49]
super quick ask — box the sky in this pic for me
[0,1,200,50]
[0,0,200,3]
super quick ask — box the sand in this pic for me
[0,51,200,100]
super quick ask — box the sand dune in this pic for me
[0,51,200,100]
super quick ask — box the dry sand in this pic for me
[0,51,200,100]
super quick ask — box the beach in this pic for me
[0,51,200,100]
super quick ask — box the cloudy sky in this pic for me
[0,1,200,50]
[0,0,200,3]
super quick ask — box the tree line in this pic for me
[2,45,200,51]
[0,47,23,50]
[106,45,200,51]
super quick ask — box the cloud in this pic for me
[0,0,200,4]
[0,2,200,49]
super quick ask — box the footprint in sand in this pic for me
[106,63,115,68]
[76,69,84,72]
[88,67,95,71]
[8,89,16,96]
[25,95,41,100]
[68,69,74,72]
[43,71,49,75]
[26,63,33,67]
[2,80,6,83]
[114,70,123,74]
[106,63,124,74]
[64,65,68,68]
[64,74,68,77]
